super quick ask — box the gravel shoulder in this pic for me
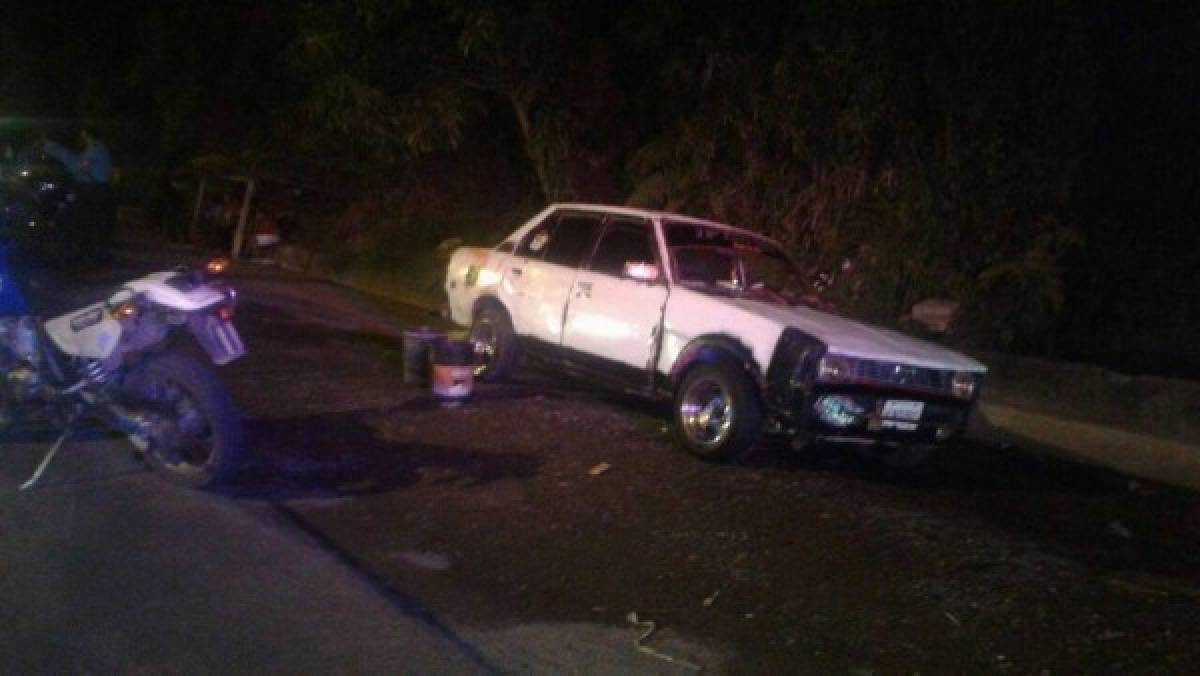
[221,261,1200,674]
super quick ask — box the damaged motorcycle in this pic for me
[0,255,246,490]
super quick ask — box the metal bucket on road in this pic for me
[431,339,475,405]
[403,327,446,387]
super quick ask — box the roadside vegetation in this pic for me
[3,1,1195,377]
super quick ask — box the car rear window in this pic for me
[664,220,767,251]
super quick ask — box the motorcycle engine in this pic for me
[0,316,40,362]
[6,366,40,402]
[0,316,42,402]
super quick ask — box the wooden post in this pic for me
[231,177,255,259]
[188,174,208,244]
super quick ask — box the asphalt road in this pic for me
[0,254,490,674]
[2,248,1198,674]
[0,437,491,674]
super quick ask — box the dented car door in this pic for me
[506,211,602,344]
[561,217,668,380]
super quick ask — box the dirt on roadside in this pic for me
[224,269,1200,674]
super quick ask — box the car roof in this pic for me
[548,202,778,244]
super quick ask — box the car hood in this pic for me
[721,297,986,373]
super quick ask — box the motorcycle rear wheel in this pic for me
[122,351,242,488]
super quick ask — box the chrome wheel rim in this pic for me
[679,377,733,449]
[470,320,497,377]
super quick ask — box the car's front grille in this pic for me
[846,359,957,396]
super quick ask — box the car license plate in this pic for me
[189,315,247,365]
[881,399,924,422]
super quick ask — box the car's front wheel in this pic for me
[674,362,762,462]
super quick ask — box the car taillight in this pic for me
[216,304,235,321]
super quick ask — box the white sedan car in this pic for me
[446,204,986,466]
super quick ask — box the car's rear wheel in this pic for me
[674,362,762,462]
[470,305,519,382]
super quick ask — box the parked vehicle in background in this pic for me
[445,204,987,467]
[0,150,82,265]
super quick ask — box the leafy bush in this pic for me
[624,2,1096,350]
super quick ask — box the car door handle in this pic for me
[575,281,592,298]
[510,267,522,277]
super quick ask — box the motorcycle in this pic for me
[1,256,247,490]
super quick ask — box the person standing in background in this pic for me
[43,126,115,263]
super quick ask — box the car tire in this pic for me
[674,362,762,462]
[470,305,519,382]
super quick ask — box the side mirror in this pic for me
[622,261,659,283]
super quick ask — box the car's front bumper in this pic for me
[784,384,975,445]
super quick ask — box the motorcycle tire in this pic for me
[122,351,243,488]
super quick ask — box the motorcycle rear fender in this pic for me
[125,272,226,312]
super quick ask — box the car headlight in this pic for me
[816,354,857,383]
[951,371,980,399]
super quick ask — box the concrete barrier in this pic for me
[973,352,1200,490]
[972,402,1200,491]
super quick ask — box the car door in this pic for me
[562,216,669,378]
[505,211,602,345]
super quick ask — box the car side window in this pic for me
[542,214,602,267]
[589,219,657,278]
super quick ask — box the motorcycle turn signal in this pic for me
[205,257,231,276]
[112,300,139,321]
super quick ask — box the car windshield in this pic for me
[665,221,811,305]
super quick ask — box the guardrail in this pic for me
[972,352,1200,490]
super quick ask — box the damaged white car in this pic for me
[445,204,986,466]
